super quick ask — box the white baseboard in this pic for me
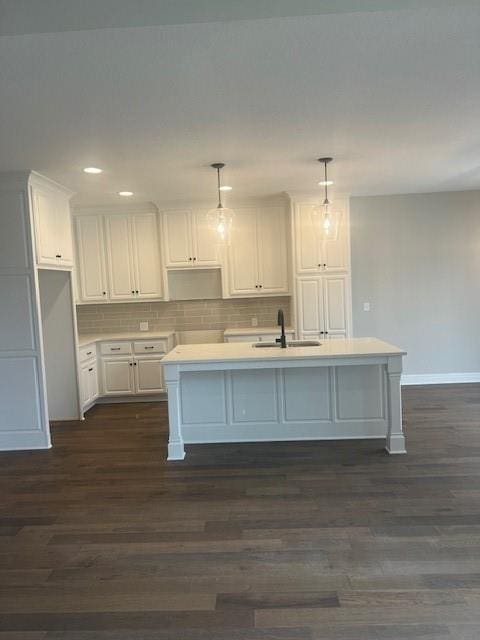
[401,372,480,386]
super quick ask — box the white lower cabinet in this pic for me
[296,275,350,340]
[79,336,174,411]
[102,356,165,395]
[135,357,165,394]
[102,357,136,396]
[80,360,99,409]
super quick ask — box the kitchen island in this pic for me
[161,338,406,460]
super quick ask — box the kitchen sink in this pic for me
[252,340,321,348]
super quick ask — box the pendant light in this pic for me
[207,163,234,245]
[312,157,340,240]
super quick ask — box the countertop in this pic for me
[78,331,175,348]
[223,326,295,336]
[161,338,406,365]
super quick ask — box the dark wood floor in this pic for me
[1,384,480,639]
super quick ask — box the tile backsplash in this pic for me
[76,297,292,334]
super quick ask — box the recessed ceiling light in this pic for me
[219,185,233,192]
[83,167,103,174]
[118,191,133,197]
[318,180,334,186]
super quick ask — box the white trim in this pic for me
[401,372,480,386]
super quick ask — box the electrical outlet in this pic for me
[140,321,149,331]
[251,316,258,327]
[363,302,371,312]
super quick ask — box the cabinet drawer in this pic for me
[133,340,168,354]
[79,343,96,363]
[100,341,132,355]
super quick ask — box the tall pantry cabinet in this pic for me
[290,195,352,340]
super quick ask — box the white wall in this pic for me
[350,190,480,379]
[38,270,80,421]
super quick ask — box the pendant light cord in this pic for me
[217,167,222,209]
[324,160,329,206]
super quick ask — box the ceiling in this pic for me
[0,2,479,206]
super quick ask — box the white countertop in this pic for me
[78,331,175,348]
[223,326,295,336]
[162,338,406,365]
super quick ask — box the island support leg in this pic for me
[386,356,407,454]
[165,366,185,461]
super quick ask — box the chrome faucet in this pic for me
[276,309,287,348]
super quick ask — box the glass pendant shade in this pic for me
[312,157,340,240]
[311,202,341,240]
[207,205,234,245]
[207,163,234,245]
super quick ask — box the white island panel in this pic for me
[231,370,278,424]
[181,371,226,425]
[283,367,331,422]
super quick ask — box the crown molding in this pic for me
[72,201,158,215]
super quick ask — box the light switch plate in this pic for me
[140,321,149,331]
[251,316,258,327]
[363,302,371,312]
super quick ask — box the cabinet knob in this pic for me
[135,290,139,294]
[324,263,327,268]
[56,254,61,258]
[325,331,329,335]
[133,361,137,366]
[102,291,106,296]
[188,257,192,261]
[320,331,324,335]
[129,362,133,367]
[259,285,263,289]
[131,290,135,294]
[88,367,93,372]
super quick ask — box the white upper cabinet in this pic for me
[191,210,219,266]
[162,210,219,268]
[294,201,348,274]
[75,215,108,302]
[74,208,164,303]
[228,208,258,296]
[31,178,74,268]
[105,215,136,300]
[130,214,163,299]
[163,210,191,267]
[296,275,349,340]
[227,206,289,297]
[257,206,288,294]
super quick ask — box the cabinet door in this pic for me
[75,215,108,302]
[80,365,90,406]
[32,187,58,265]
[323,276,348,338]
[191,210,219,266]
[296,278,324,339]
[228,208,259,296]
[88,362,99,401]
[134,357,165,394]
[102,358,134,395]
[55,193,74,266]
[257,206,288,294]
[131,214,163,299]
[322,209,347,272]
[295,204,322,274]
[104,215,135,300]
[163,211,192,267]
